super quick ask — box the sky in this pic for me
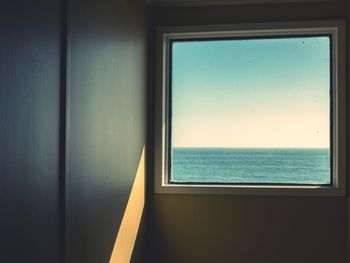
[171,36,331,148]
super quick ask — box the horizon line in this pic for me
[172,146,330,149]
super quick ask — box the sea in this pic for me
[171,148,331,185]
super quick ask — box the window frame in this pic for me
[154,20,346,196]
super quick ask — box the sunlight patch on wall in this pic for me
[109,147,145,263]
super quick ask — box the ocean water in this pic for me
[171,148,331,185]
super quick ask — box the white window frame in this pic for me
[154,20,346,196]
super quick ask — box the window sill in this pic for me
[155,183,345,196]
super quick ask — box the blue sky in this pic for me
[171,36,330,148]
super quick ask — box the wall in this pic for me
[0,0,148,262]
[346,1,350,261]
[148,2,349,263]
[0,0,62,262]
[149,0,342,7]
[66,0,148,261]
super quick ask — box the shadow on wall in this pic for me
[109,147,145,263]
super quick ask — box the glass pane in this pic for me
[170,36,331,185]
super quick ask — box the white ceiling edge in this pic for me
[147,0,342,7]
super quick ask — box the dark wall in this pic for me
[347,2,350,261]
[148,2,349,263]
[67,0,147,262]
[152,195,347,263]
[151,1,347,25]
[0,0,61,262]
[0,0,148,262]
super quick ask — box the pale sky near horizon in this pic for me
[171,36,330,148]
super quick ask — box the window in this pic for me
[155,21,346,195]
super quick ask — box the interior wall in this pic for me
[347,2,350,262]
[148,2,349,263]
[0,0,148,262]
[0,0,62,262]
[66,0,148,262]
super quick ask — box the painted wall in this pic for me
[149,0,343,8]
[148,2,349,262]
[0,0,148,262]
[66,0,148,261]
[347,2,350,262]
[0,0,62,262]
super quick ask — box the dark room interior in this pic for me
[0,0,349,262]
